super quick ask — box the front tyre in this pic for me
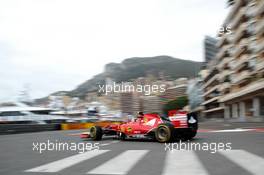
[155,124,174,143]
[118,132,127,141]
[90,126,103,141]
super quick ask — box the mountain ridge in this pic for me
[35,55,203,102]
[69,55,202,97]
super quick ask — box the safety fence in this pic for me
[0,121,122,134]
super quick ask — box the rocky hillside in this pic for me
[68,55,203,98]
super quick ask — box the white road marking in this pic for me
[219,150,264,175]
[24,149,264,175]
[25,150,109,173]
[87,150,149,175]
[211,128,254,132]
[162,150,209,175]
[100,140,120,146]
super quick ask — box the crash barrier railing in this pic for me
[61,121,123,130]
[0,121,122,134]
[0,124,60,135]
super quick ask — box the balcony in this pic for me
[204,107,224,113]
[256,60,264,71]
[224,0,244,24]
[248,40,258,53]
[246,1,257,17]
[256,0,264,16]
[232,70,251,84]
[203,66,218,83]
[232,39,248,58]
[219,70,230,81]
[220,79,264,102]
[216,34,230,48]
[219,82,231,92]
[203,74,219,89]
[256,19,264,36]
[257,39,264,53]
[216,45,230,60]
[228,59,236,69]
[231,54,250,71]
[230,7,247,29]
[203,85,219,97]
[232,23,247,43]
[201,96,220,106]
[217,57,230,69]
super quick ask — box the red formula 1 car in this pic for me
[81,111,198,143]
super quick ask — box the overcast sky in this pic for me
[0,0,229,102]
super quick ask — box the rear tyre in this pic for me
[90,126,103,141]
[183,112,198,140]
[155,123,174,143]
[183,130,197,141]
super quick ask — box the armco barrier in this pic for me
[0,122,123,134]
[61,121,123,130]
[0,124,60,135]
[61,123,93,130]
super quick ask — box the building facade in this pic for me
[204,36,219,63]
[119,92,143,114]
[202,59,224,118]
[219,0,264,120]
[203,0,264,120]
[142,96,162,114]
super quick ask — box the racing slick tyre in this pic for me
[90,126,103,141]
[183,130,197,141]
[183,112,198,140]
[155,123,174,143]
[119,132,127,141]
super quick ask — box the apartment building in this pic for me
[202,59,224,118]
[204,36,219,63]
[120,92,135,114]
[160,78,188,103]
[142,96,162,114]
[203,0,264,120]
[220,0,264,120]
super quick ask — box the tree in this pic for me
[163,96,188,114]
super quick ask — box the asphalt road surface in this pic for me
[1,122,264,175]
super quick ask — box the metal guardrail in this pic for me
[0,121,124,134]
[61,121,123,130]
[0,124,61,135]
